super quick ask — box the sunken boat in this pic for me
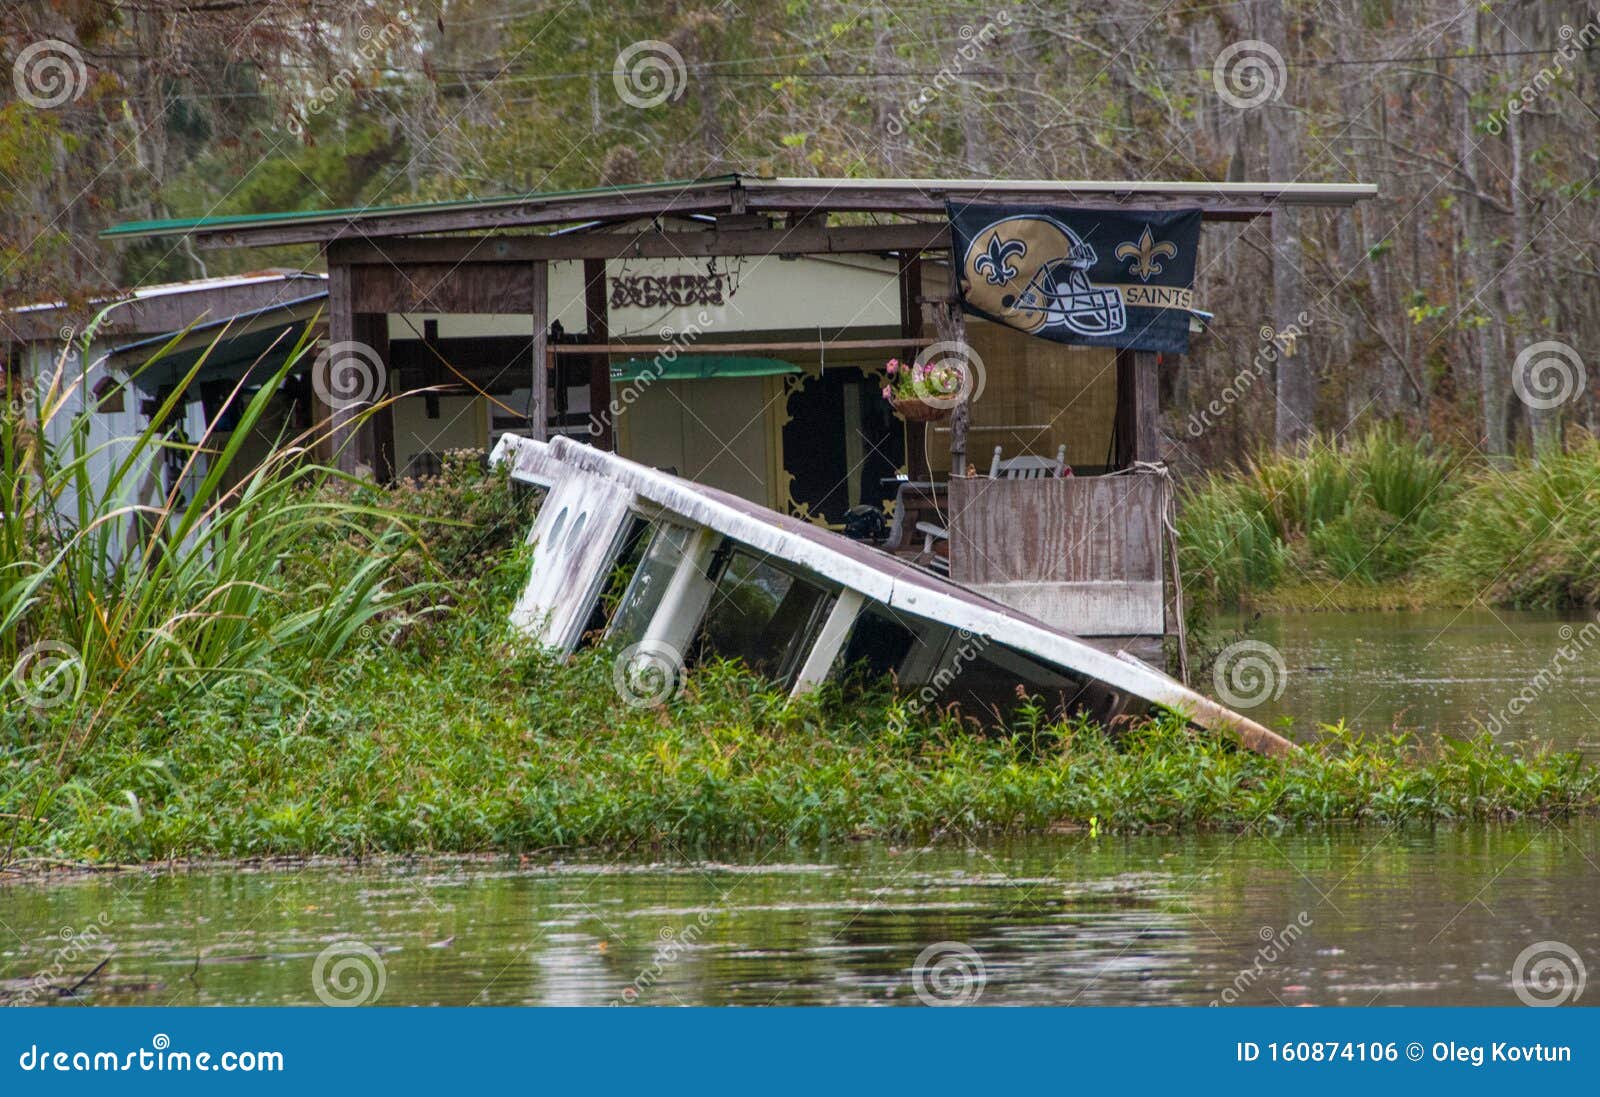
[493,433,1293,756]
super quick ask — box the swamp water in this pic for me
[3,611,1597,1007]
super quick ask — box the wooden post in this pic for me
[584,257,612,450]
[897,254,927,480]
[354,311,395,482]
[530,260,549,442]
[1114,348,1161,467]
[1133,349,1160,463]
[325,261,358,472]
[935,300,969,476]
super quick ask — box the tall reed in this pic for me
[1428,441,1600,606]
[2,315,431,778]
[1178,426,1458,607]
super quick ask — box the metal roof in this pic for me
[100,174,1377,247]
[100,176,740,239]
[5,270,326,314]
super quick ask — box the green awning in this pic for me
[610,355,800,382]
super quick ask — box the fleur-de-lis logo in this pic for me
[974,235,1026,285]
[1114,225,1179,282]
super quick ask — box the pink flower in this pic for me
[886,361,898,375]
[882,385,892,400]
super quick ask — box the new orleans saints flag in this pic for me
[948,203,1203,354]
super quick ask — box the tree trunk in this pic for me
[1260,0,1310,448]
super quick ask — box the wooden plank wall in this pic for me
[946,475,1162,585]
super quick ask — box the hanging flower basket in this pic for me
[881,356,964,424]
[890,397,951,423]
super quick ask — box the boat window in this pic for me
[543,506,569,551]
[692,549,831,686]
[922,640,1097,725]
[836,603,920,681]
[579,516,651,647]
[606,522,694,645]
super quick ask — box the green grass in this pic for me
[5,357,1600,867]
[6,643,1598,863]
[1179,427,1462,611]
[1427,441,1600,607]
[1181,431,1600,611]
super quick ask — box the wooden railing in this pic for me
[946,473,1164,637]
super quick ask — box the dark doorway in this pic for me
[782,367,904,525]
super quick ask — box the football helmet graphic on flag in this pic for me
[960,214,1127,338]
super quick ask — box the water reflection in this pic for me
[3,824,1596,1007]
[1224,609,1600,756]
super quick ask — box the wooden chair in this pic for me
[883,483,946,552]
[988,444,1068,479]
[916,521,950,575]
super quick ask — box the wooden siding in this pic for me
[946,474,1164,636]
[946,475,1162,583]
